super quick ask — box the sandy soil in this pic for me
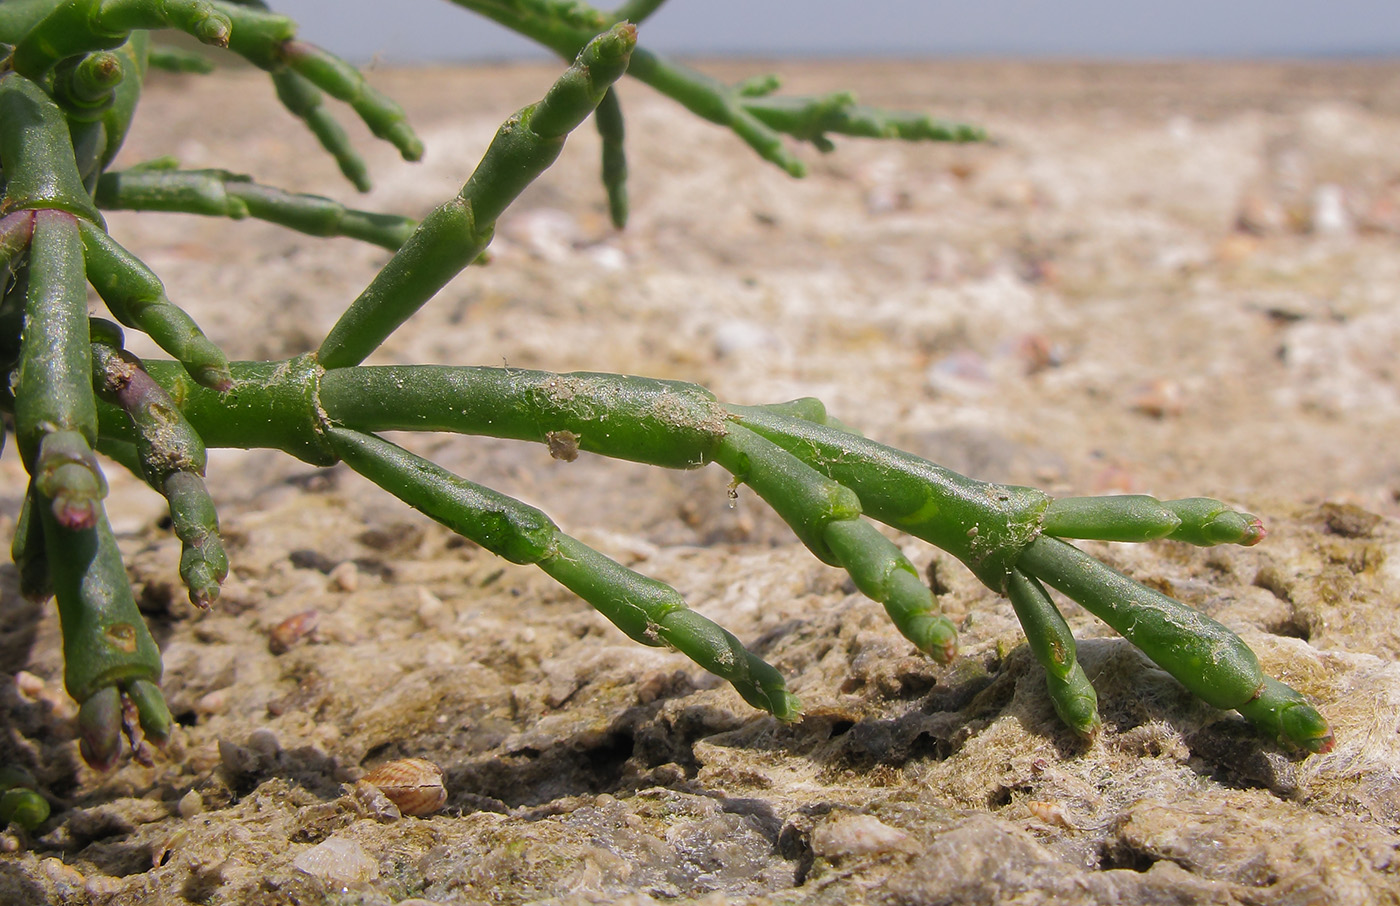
[2,57,1400,904]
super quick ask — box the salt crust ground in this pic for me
[2,59,1400,905]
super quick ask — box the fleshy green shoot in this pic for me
[0,1,1330,820]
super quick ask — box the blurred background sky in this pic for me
[273,1,1400,63]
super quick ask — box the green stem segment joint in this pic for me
[316,22,638,369]
[173,358,1332,754]
[0,0,1334,786]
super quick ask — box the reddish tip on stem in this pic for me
[38,447,108,529]
[190,586,219,609]
[196,365,234,393]
[51,495,98,530]
[1242,518,1267,546]
[933,637,958,665]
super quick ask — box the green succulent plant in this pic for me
[0,0,1331,828]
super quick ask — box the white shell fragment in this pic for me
[358,758,448,817]
[292,837,379,886]
[176,789,205,819]
[811,814,918,859]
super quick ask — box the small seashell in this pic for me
[359,758,447,817]
[246,728,281,758]
[151,829,190,868]
[415,587,447,629]
[268,610,319,654]
[1130,378,1184,419]
[328,561,359,592]
[84,874,126,897]
[196,688,228,716]
[1027,799,1076,829]
[1311,183,1353,236]
[292,836,379,885]
[811,814,916,859]
[177,789,205,819]
[14,671,45,700]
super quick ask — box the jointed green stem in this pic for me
[78,220,232,389]
[728,402,1051,591]
[107,360,970,670]
[95,166,417,249]
[4,204,176,764]
[215,1,423,165]
[88,33,149,179]
[91,332,227,605]
[824,519,959,663]
[326,426,559,566]
[35,485,170,769]
[1042,495,1266,546]
[324,426,801,719]
[7,0,419,184]
[541,534,800,717]
[9,0,230,79]
[51,51,125,121]
[1006,569,1100,737]
[0,1,1333,772]
[316,23,638,369]
[0,72,106,223]
[1019,535,1263,711]
[1236,677,1335,754]
[99,357,333,465]
[267,67,373,192]
[12,210,98,467]
[714,424,959,660]
[453,0,608,56]
[146,43,216,74]
[204,0,291,67]
[318,365,727,469]
[745,92,986,150]
[449,0,983,177]
[624,49,806,176]
[1017,535,1332,752]
[325,368,1310,742]
[33,429,108,530]
[11,491,52,601]
[715,424,863,564]
[280,41,422,162]
[163,472,227,605]
[85,357,1334,750]
[214,0,419,184]
[595,88,629,228]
